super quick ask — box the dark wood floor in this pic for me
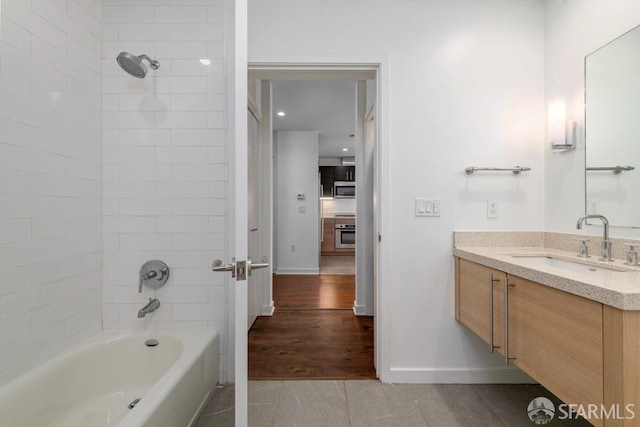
[248,274,375,380]
[248,309,375,379]
[273,274,355,309]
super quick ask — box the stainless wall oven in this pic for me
[335,223,356,249]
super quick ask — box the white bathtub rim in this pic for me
[0,329,219,426]
[116,330,219,427]
[0,330,215,393]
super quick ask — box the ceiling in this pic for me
[272,80,357,158]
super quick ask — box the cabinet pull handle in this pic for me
[489,273,500,353]
[504,278,516,365]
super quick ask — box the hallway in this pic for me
[273,274,355,309]
[248,310,374,379]
[249,274,374,380]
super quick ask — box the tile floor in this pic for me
[321,255,356,275]
[194,380,591,426]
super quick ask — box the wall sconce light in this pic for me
[548,98,576,151]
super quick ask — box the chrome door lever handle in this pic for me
[212,258,236,278]
[247,257,269,276]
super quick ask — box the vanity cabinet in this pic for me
[508,275,604,414]
[456,258,606,426]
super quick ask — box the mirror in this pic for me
[585,24,640,228]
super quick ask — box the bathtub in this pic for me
[0,330,219,427]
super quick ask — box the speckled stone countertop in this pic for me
[453,231,640,310]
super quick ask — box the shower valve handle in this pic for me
[138,260,170,292]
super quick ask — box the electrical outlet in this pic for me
[590,201,599,214]
[290,243,296,252]
[487,200,498,219]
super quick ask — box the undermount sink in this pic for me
[510,255,627,273]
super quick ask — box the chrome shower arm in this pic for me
[138,54,160,70]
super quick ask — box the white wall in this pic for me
[101,0,230,380]
[318,157,342,166]
[275,131,320,274]
[250,0,545,382]
[545,0,640,236]
[0,0,103,385]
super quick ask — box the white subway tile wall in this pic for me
[0,0,103,385]
[101,0,229,380]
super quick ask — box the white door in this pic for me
[216,2,251,424]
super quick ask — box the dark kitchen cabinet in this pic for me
[334,166,355,182]
[319,166,355,197]
[319,166,334,197]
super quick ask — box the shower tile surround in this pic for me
[0,0,103,384]
[0,0,229,387]
[101,0,229,381]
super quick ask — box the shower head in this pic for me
[116,52,160,78]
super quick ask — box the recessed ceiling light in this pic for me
[342,148,348,152]
[199,59,211,66]
[277,111,286,117]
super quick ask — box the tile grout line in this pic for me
[341,380,354,427]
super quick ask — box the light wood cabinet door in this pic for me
[507,274,604,421]
[457,258,505,354]
[603,307,640,427]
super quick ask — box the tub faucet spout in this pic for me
[138,298,160,318]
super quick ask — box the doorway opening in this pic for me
[246,66,379,380]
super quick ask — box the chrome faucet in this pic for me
[138,298,160,318]
[576,214,613,262]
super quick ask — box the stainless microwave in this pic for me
[334,181,355,198]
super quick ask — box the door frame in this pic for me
[247,62,389,381]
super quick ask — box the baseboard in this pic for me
[261,301,275,316]
[381,367,536,384]
[352,301,367,315]
[275,268,319,275]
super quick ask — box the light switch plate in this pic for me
[416,198,440,217]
